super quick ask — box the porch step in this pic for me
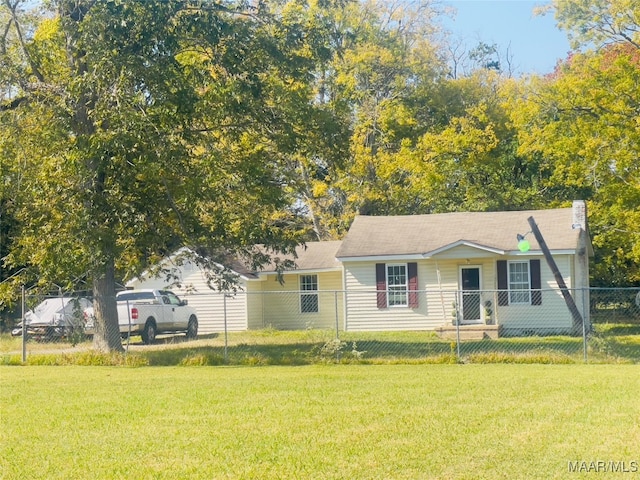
[435,324,500,340]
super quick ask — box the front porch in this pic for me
[435,324,500,340]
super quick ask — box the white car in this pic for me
[84,289,198,344]
[12,297,93,340]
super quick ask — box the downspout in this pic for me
[435,260,448,324]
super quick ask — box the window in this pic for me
[117,291,155,302]
[376,262,419,309]
[497,259,542,306]
[300,275,318,313]
[508,261,531,304]
[387,264,408,307]
[161,291,183,306]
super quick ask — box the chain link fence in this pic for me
[2,287,639,364]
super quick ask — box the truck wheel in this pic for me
[142,320,156,345]
[186,316,198,340]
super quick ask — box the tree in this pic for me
[508,0,640,286]
[510,44,640,285]
[268,0,353,241]
[0,0,339,351]
[296,0,549,234]
[552,0,640,50]
[311,0,449,227]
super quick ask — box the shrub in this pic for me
[466,352,576,364]
[316,338,346,362]
[179,354,210,366]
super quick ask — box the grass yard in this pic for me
[1,364,639,479]
[2,323,639,366]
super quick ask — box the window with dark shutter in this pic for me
[497,260,509,306]
[408,262,419,308]
[376,263,387,308]
[530,259,542,305]
[509,261,531,304]
[498,259,543,306]
[386,264,407,306]
[376,263,418,309]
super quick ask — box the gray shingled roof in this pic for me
[259,240,343,272]
[336,208,583,258]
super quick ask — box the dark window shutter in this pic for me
[530,259,542,305]
[408,262,419,308]
[375,263,387,309]
[497,260,509,306]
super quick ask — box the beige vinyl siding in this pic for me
[187,291,247,334]
[245,280,266,330]
[343,255,582,333]
[420,254,583,334]
[496,254,580,334]
[344,261,444,331]
[431,258,497,325]
[128,263,249,333]
[259,270,344,330]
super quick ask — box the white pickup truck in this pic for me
[86,289,198,344]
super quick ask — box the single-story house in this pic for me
[126,242,344,334]
[335,200,592,336]
[129,201,591,336]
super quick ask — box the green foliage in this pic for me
[0,351,149,366]
[178,353,211,367]
[1,1,348,349]
[511,45,640,285]
[2,0,639,316]
[318,337,346,359]
[302,1,554,231]
[467,352,577,364]
[3,324,638,365]
[553,0,640,50]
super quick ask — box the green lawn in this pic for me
[2,324,639,366]
[2,364,639,479]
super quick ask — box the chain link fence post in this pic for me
[581,288,588,363]
[334,290,340,341]
[223,292,228,364]
[455,293,461,361]
[124,299,132,355]
[21,285,26,363]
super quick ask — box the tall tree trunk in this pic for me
[58,1,123,352]
[92,258,123,353]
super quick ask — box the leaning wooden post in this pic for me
[527,216,583,334]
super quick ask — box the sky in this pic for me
[441,0,573,75]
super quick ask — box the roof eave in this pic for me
[257,266,343,276]
[336,254,426,263]
[505,249,577,256]
[422,241,505,258]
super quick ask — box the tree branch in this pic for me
[3,0,45,83]
[1,80,67,111]
[0,95,27,110]
[182,0,263,20]
[1,15,12,55]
